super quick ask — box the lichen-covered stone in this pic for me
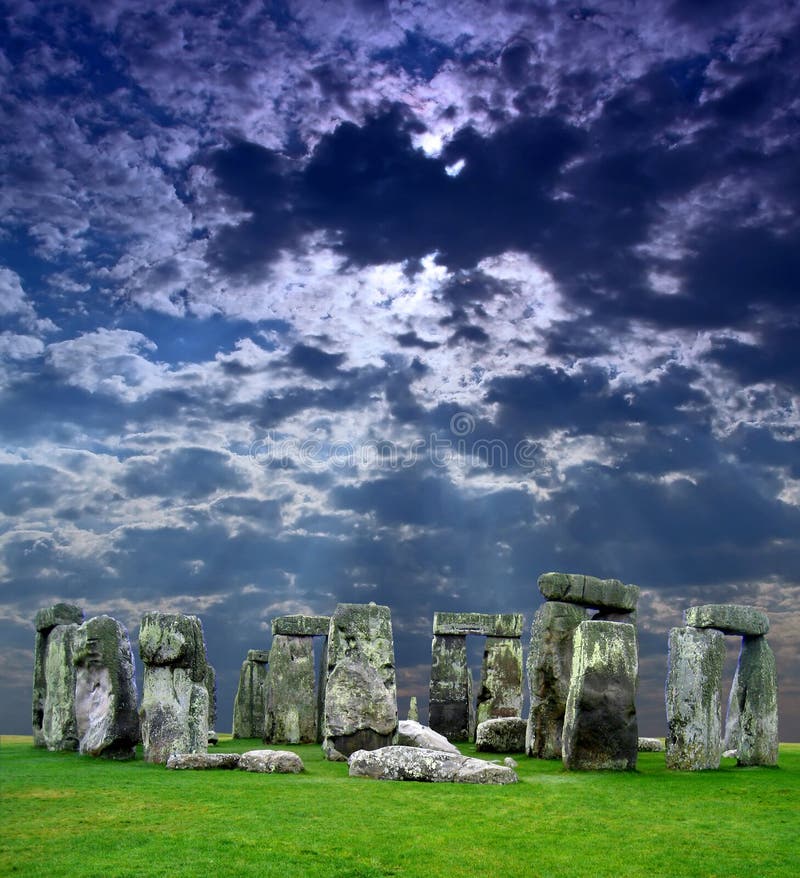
[271,615,331,637]
[322,603,397,760]
[476,636,523,730]
[727,636,778,766]
[407,696,419,722]
[232,652,269,739]
[205,664,217,735]
[563,621,638,771]
[348,746,518,784]
[429,634,474,742]
[638,737,665,752]
[475,717,527,753]
[397,720,460,753]
[42,624,81,751]
[684,604,769,637]
[138,613,210,763]
[32,604,84,747]
[526,601,587,759]
[73,615,139,760]
[35,603,84,633]
[166,752,241,770]
[538,572,640,612]
[239,749,305,773]
[433,612,524,637]
[264,634,317,744]
[665,626,725,770]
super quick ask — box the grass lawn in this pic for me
[1,736,798,877]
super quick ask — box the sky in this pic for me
[1,0,798,741]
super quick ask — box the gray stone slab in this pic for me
[34,603,84,633]
[271,615,331,637]
[727,636,779,766]
[475,717,527,753]
[476,636,523,730]
[538,572,640,612]
[348,746,518,784]
[247,649,270,663]
[41,624,80,752]
[428,634,474,743]
[562,621,638,770]
[684,604,769,636]
[665,626,725,771]
[232,655,269,739]
[264,634,317,744]
[432,612,523,637]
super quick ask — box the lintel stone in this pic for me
[35,603,84,633]
[432,612,523,637]
[271,615,330,637]
[247,649,270,663]
[538,573,639,612]
[683,604,769,636]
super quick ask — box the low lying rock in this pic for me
[167,753,241,770]
[397,720,459,754]
[475,717,527,753]
[638,737,666,752]
[239,749,305,773]
[348,746,518,784]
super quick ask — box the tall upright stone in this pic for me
[526,601,587,759]
[322,603,398,760]
[562,621,638,770]
[264,634,318,744]
[32,603,84,748]
[728,635,779,766]
[665,626,725,770]
[429,634,474,742]
[73,615,139,760]
[138,612,210,764]
[476,636,523,728]
[232,649,269,739]
[42,623,82,751]
[205,664,217,737]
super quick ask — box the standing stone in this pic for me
[264,634,317,744]
[205,664,217,739]
[32,603,84,747]
[476,636,523,730]
[138,612,210,764]
[322,603,398,760]
[526,601,587,759]
[728,636,779,766]
[73,615,139,760]
[407,696,419,722]
[232,649,269,739]
[563,621,638,770]
[316,634,328,744]
[42,623,81,751]
[665,626,725,770]
[429,634,474,742]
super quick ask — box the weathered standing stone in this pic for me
[396,720,460,754]
[232,650,269,739]
[348,746,518,784]
[264,634,317,744]
[475,717,527,753]
[476,636,523,730]
[433,612,524,637]
[205,664,217,740]
[684,604,769,637]
[73,615,139,759]
[271,615,331,637]
[32,603,84,747]
[727,636,779,766]
[41,623,81,751]
[538,572,640,613]
[429,634,474,742]
[407,696,419,722]
[138,613,210,764]
[526,601,587,759]
[563,621,638,771]
[665,626,725,770]
[322,603,398,760]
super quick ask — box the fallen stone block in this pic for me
[397,720,460,754]
[239,749,305,773]
[538,572,639,612]
[166,753,242,770]
[475,717,527,753]
[683,604,769,637]
[348,746,518,784]
[638,737,666,752]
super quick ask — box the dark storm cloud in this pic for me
[706,325,800,391]
[285,342,347,379]
[119,448,247,500]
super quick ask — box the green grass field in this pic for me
[1,736,798,878]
